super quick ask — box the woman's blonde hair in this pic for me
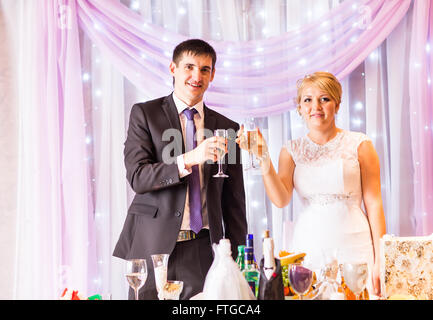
[295,72,342,112]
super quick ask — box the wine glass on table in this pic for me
[340,262,368,300]
[125,259,148,300]
[242,118,259,171]
[213,129,229,178]
[289,263,313,300]
[151,254,169,299]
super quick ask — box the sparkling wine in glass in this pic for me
[341,262,368,300]
[213,129,229,178]
[289,263,313,300]
[243,118,259,171]
[125,259,148,300]
[151,254,169,299]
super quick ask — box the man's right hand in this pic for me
[183,136,227,169]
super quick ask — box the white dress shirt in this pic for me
[173,93,209,231]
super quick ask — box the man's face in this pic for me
[169,52,215,106]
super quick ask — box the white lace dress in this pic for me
[286,130,374,287]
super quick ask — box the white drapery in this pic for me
[83,0,419,299]
[0,0,424,299]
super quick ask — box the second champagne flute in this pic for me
[213,129,229,178]
[151,254,169,299]
[125,259,148,301]
[340,262,369,300]
[243,118,259,171]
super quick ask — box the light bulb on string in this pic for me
[130,0,140,11]
[355,102,363,110]
[352,118,362,127]
[253,60,262,67]
[178,7,186,15]
[82,73,90,82]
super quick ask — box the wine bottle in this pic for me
[243,246,260,298]
[236,245,245,271]
[246,233,258,268]
[262,234,276,280]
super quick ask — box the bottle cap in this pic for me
[246,234,254,247]
[263,230,270,238]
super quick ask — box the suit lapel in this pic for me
[161,94,185,155]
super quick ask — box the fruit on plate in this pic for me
[278,251,306,266]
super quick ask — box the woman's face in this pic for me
[298,85,339,130]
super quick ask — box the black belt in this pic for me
[177,229,208,242]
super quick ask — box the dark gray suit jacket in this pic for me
[113,93,247,261]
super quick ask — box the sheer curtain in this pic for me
[1,0,431,300]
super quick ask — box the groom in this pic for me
[113,39,247,300]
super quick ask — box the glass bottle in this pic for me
[242,246,260,298]
[236,245,245,271]
[263,236,276,280]
[246,233,258,269]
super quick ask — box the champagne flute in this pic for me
[243,118,259,171]
[151,254,169,299]
[340,262,368,300]
[213,129,229,178]
[125,259,148,300]
[288,263,313,300]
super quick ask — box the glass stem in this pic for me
[135,289,139,300]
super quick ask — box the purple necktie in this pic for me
[183,108,202,234]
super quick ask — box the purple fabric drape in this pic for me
[409,0,433,235]
[76,0,411,117]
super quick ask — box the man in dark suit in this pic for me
[113,39,247,300]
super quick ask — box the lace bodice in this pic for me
[286,130,371,207]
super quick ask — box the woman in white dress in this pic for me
[236,72,386,296]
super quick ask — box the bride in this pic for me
[236,72,386,297]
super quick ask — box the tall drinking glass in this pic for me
[151,254,169,299]
[243,118,259,170]
[289,263,313,300]
[125,259,148,300]
[213,129,229,178]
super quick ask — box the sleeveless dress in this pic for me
[286,130,374,291]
